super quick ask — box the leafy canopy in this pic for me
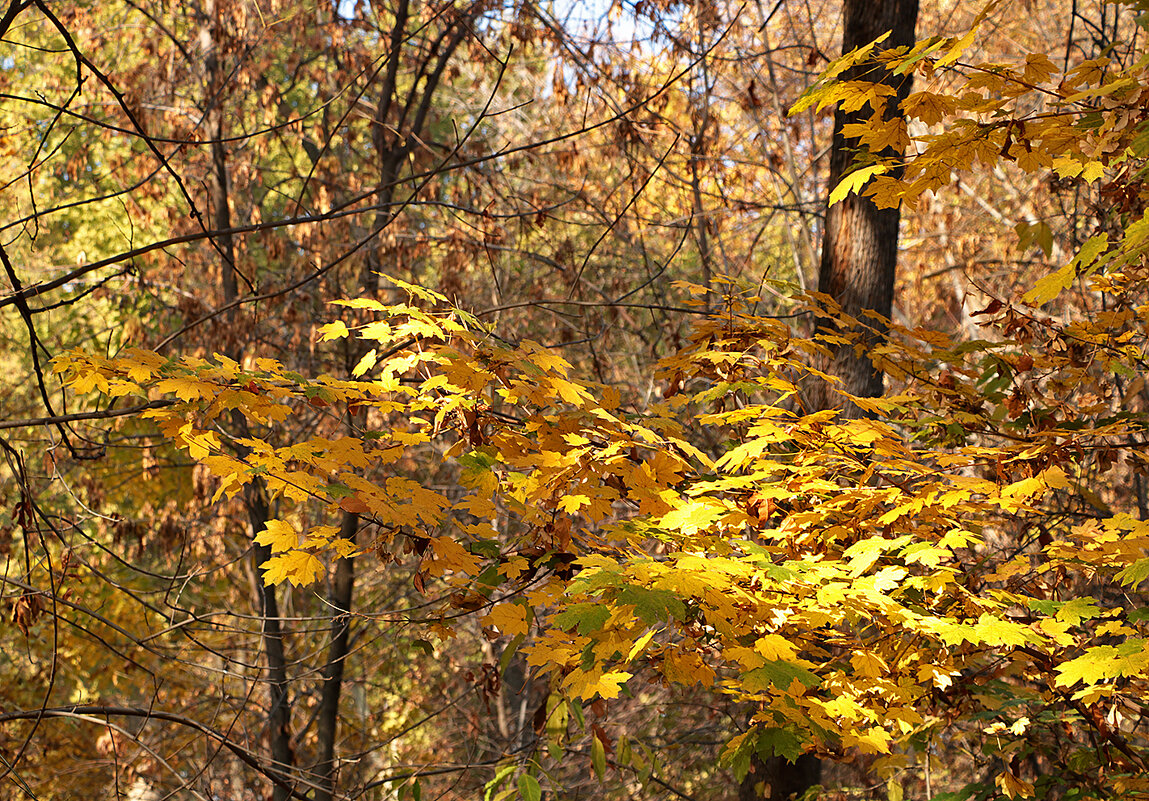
[55,6,1149,799]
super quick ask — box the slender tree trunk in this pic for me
[363,1,474,294]
[312,510,358,801]
[249,492,296,801]
[362,0,409,296]
[690,0,715,302]
[200,0,238,313]
[742,1,918,798]
[200,5,295,797]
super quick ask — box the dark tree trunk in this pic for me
[362,1,473,295]
[199,5,296,795]
[742,1,918,799]
[812,0,919,413]
[312,511,358,801]
[248,492,296,801]
[739,754,822,801]
[199,0,240,314]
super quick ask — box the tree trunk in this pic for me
[199,0,239,315]
[249,492,296,801]
[742,1,918,798]
[199,5,296,796]
[363,1,475,294]
[739,755,821,801]
[810,0,919,413]
[312,510,358,801]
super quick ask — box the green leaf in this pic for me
[723,732,754,781]
[1055,640,1149,687]
[553,603,610,635]
[323,482,355,499]
[754,727,806,762]
[1055,597,1102,625]
[570,565,626,592]
[409,639,435,657]
[616,735,633,767]
[743,661,821,692]
[591,733,607,779]
[459,449,498,471]
[484,765,516,801]
[1128,608,1149,623]
[517,774,541,801]
[1116,557,1149,588]
[614,586,685,624]
[499,633,526,675]
[892,36,947,75]
[569,699,586,729]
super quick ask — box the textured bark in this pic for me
[742,2,918,799]
[812,0,919,413]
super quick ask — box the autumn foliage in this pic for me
[5,1,1149,800]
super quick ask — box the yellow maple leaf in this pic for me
[483,602,530,637]
[557,494,591,514]
[329,538,359,558]
[123,353,162,383]
[1051,157,1084,179]
[591,670,631,700]
[661,649,716,687]
[317,320,349,341]
[901,91,955,126]
[286,551,325,585]
[999,475,1045,510]
[1023,52,1058,84]
[842,725,892,755]
[255,519,298,553]
[301,525,342,549]
[71,370,109,394]
[1022,263,1075,306]
[333,297,386,310]
[755,634,798,661]
[1042,466,1070,490]
[352,348,378,377]
[156,376,212,402]
[996,772,1035,799]
[178,424,221,459]
[430,536,482,575]
[851,650,890,679]
[841,117,908,153]
[260,554,293,585]
[1081,161,1105,183]
[261,551,325,586]
[565,668,632,700]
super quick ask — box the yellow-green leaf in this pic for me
[829,165,888,206]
